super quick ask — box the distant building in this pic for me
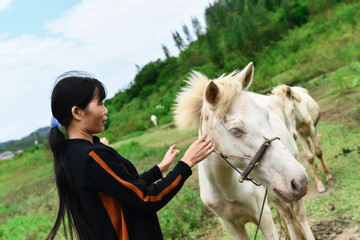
[15,149,24,154]
[0,151,15,160]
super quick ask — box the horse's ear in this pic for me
[286,86,301,102]
[235,62,254,90]
[291,91,301,102]
[205,81,219,105]
[286,86,292,98]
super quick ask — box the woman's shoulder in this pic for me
[85,138,138,175]
[87,142,117,158]
[66,137,119,162]
[87,137,126,163]
[92,136,116,152]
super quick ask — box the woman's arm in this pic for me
[85,134,214,214]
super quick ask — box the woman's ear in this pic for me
[71,106,83,120]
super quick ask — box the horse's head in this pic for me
[272,85,300,140]
[174,62,308,202]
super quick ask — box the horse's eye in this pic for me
[230,128,243,136]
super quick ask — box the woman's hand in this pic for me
[158,144,180,173]
[181,134,215,168]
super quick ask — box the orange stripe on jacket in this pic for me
[89,151,182,202]
[98,192,129,240]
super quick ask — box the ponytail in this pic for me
[47,71,105,240]
[47,127,94,240]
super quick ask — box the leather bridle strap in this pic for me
[238,137,280,183]
[254,187,268,240]
[199,114,279,240]
[218,152,261,186]
[199,114,280,186]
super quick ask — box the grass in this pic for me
[111,123,197,149]
[304,122,360,221]
[2,2,360,238]
[254,2,360,92]
[1,68,360,239]
[0,144,57,239]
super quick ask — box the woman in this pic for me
[47,71,214,240]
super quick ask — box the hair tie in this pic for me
[50,116,60,128]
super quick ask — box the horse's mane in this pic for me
[271,84,288,100]
[173,70,243,129]
[272,84,302,102]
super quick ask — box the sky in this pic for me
[0,0,213,143]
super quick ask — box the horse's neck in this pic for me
[199,153,261,202]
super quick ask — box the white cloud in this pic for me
[0,0,13,10]
[44,0,212,66]
[0,0,213,142]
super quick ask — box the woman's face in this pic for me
[82,88,108,135]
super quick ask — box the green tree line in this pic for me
[98,0,360,142]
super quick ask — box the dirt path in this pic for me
[304,185,360,240]
[334,226,360,240]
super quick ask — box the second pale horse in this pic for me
[272,85,333,193]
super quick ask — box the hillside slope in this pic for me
[1,1,360,239]
[100,0,360,142]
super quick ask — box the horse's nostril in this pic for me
[290,176,308,200]
[291,179,300,193]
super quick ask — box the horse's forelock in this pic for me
[173,71,208,129]
[174,70,244,129]
[212,72,243,117]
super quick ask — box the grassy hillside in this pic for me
[0,127,50,154]
[1,61,359,239]
[1,0,360,239]
[100,0,360,143]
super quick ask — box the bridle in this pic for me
[199,114,280,185]
[199,114,280,239]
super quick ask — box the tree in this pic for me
[205,30,224,68]
[172,31,186,51]
[135,64,141,72]
[234,0,245,15]
[247,0,258,6]
[264,0,274,11]
[161,44,171,59]
[281,1,310,26]
[224,15,244,53]
[240,11,260,54]
[191,16,203,38]
[182,24,193,43]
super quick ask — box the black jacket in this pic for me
[66,136,192,239]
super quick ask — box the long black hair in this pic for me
[47,71,106,240]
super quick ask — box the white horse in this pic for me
[151,115,158,126]
[174,62,309,239]
[100,137,110,146]
[272,85,333,193]
[250,93,315,240]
